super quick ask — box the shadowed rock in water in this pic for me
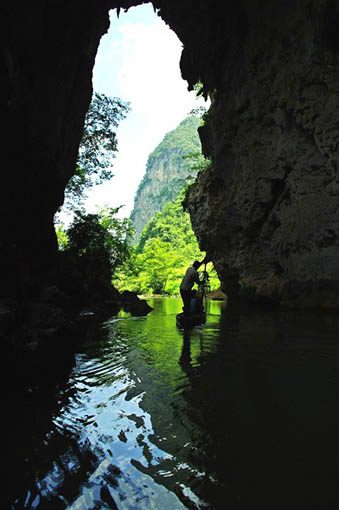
[120,290,153,316]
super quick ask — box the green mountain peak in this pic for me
[130,115,202,240]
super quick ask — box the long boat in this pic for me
[176,311,206,329]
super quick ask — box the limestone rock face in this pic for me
[176,1,339,308]
[130,115,202,240]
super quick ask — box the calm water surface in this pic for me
[7,298,339,509]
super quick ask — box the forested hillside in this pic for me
[130,115,203,240]
[114,189,219,295]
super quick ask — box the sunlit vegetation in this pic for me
[55,99,219,298]
[57,189,219,297]
[113,189,219,295]
[56,208,133,282]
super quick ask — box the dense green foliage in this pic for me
[145,115,201,171]
[57,208,133,277]
[114,190,219,295]
[56,107,217,299]
[55,225,69,251]
[64,92,130,211]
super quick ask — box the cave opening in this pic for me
[55,4,220,301]
[2,2,339,508]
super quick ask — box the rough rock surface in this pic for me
[180,1,339,308]
[0,0,113,297]
[1,0,339,309]
[119,290,153,315]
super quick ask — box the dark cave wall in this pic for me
[171,0,339,308]
[1,0,339,308]
[0,1,113,297]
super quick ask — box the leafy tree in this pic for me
[98,207,134,273]
[182,150,211,177]
[55,224,69,251]
[63,92,130,211]
[66,208,133,276]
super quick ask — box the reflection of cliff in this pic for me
[131,116,202,240]
[178,308,339,508]
[178,330,193,374]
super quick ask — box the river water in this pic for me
[7,298,339,509]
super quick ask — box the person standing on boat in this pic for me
[180,260,203,316]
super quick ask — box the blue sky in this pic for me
[85,4,208,217]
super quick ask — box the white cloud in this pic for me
[86,6,208,217]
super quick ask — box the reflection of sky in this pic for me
[86,5,209,217]
[27,350,187,509]
[22,299,223,509]
[16,298,339,509]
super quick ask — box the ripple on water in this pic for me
[11,298,339,509]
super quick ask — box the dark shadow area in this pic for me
[177,306,339,508]
[4,355,76,508]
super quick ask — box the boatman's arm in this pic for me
[194,269,201,286]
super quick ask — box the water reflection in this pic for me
[7,298,339,509]
[179,330,193,372]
